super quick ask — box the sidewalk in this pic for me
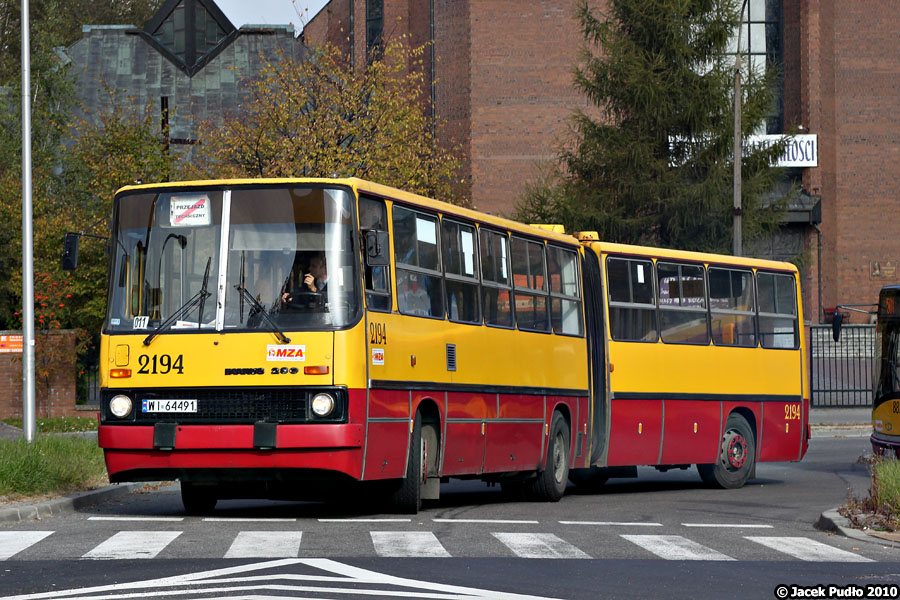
[809,407,870,427]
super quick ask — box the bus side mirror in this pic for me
[832,311,843,342]
[62,232,80,271]
[365,230,390,267]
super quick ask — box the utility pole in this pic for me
[733,0,748,257]
[21,0,36,442]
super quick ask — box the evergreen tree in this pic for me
[517,0,787,254]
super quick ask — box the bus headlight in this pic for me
[109,394,133,418]
[311,393,335,417]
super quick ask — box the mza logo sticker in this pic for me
[267,345,306,361]
[372,348,385,366]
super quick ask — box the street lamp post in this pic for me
[21,0,36,442]
[733,0,748,257]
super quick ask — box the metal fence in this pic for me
[809,324,874,407]
[78,365,100,406]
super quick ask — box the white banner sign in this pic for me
[746,134,818,167]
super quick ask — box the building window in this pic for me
[366,0,384,57]
[732,0,783,133]
[145,0,236,76]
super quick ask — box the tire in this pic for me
[531,412,570,502]
[181,482,217,515]
[568,466,609,492]
[390,413,437,514]
[697,413,756,489]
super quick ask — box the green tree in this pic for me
[190,37,466,205]
[53,88,181,335]
[516,0,787,254]
[0,0,163,85]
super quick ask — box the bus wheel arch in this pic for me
[390,400,441,513]
[698,410,757,489]
[414,398,442,484]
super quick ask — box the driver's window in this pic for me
[360,194,391,312]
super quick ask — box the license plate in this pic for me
[142,399,197,413]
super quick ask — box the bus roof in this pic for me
[115,177,582,247]
[585,240,798,273]
[115,177,799,271]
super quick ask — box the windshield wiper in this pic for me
[233,283,291,344]
[143,257,213,346]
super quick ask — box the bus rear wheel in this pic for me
[531,412,570,502]
[698,413,756,489]
[181,482,218,515]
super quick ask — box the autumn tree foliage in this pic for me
[191,37,465,205]
[54,89,182,335]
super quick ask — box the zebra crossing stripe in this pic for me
[82,531,182,560]
[370,531,451,557]
[621,534,735,561]
[224,531,304,558]
[0,531,53,560]
[746,536,874,562]
[492,533,590,559]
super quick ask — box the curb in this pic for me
[0,483,148,524]
[816,509,900,549]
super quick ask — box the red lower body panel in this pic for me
[100,423,365,481]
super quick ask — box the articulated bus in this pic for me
[64,178,809,514]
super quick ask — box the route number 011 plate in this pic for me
[142,399,197,413]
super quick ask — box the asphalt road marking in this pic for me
[621,534,735,560]
[682,523,773,528]
[88,516,184,522]
[370,531,451,557]
[746,536,874,562]
[0,531,52,560]
[224,531,304,558]
[433,519,540,524]
[559,520,663,527]
[0,558,567,600]
[204,517,298,522]
[318,518,411,523]
[82,530,182,560]
[492,533,590,559]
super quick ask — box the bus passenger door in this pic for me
[582,249,608,466]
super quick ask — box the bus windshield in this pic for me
[875,313,900,400]
[106,185,361,334]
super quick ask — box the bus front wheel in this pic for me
[390,412,437,514]
[531,412,570,502]
[698,413,756,489]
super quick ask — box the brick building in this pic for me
[306,0,900,325]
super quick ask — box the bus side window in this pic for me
[657,261,708,345]
[757,271,798,349]
[606,256,657,342]
[548,245,583,336]
[480,228,514,328]
[442,218,480,323]
[511,236,550,332]
[359,195,391,312]
[393,205,444,318]
[709,267,756,347]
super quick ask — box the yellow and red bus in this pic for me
[65,177,809,513]
[866,286,900,456]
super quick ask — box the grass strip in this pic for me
[0,435,107,499]
[3,416,98,433]
[841,456,900,531]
